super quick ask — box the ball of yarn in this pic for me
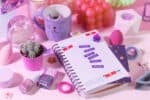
[109,30,123,45]
[107,0,135,8]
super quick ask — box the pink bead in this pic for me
[96,21,103,29]
[86,17,95,24]
[75,0,83,7]
[86,23,95,30]
[96,15,103,21]
[95,5,103,14]
[109,30,123,45]
[97,0,103,4]
[72,13,79,24]
[81,3,88,12]
[102,2,110,11]
[89,0,95,7]
[84,0,90,3]
[103,8,116,27]
[86,8,95,17]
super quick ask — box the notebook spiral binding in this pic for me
[52,44,86,95]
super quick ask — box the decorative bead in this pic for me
[86,8,95,17]
[71,0,115,30]
[95,5,103,14]
[126,46,138,60]
[93,34,101,42]
[81,3,88,12]
[103,8,116,27]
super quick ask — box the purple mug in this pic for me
[42,4,72,42]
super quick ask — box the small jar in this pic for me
[8,15,34,47]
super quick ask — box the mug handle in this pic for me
[33,7,45,31]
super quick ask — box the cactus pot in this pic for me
[21,51,43,71]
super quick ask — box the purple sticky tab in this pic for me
[87,54,99,60]
[79,45,91,48]
[84,48,95,53]
[90,59,102,63]
[92,65,104,68]
[84,52,95,57]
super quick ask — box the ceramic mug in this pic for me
[42,4,72,41]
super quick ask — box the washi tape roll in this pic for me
[57,81,74,94]
[43,4,72,41]
[0,68,15,88]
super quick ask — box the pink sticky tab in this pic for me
[63,45,73,51]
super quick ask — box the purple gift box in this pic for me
[37,74,54,89]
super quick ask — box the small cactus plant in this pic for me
[20,41,44,58]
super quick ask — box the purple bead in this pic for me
[93,34,101,42]
[126,47,138,60]
[37,74,54,89]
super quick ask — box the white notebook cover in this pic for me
[52,30,130,96]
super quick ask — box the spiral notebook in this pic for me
[52,30,130,97]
